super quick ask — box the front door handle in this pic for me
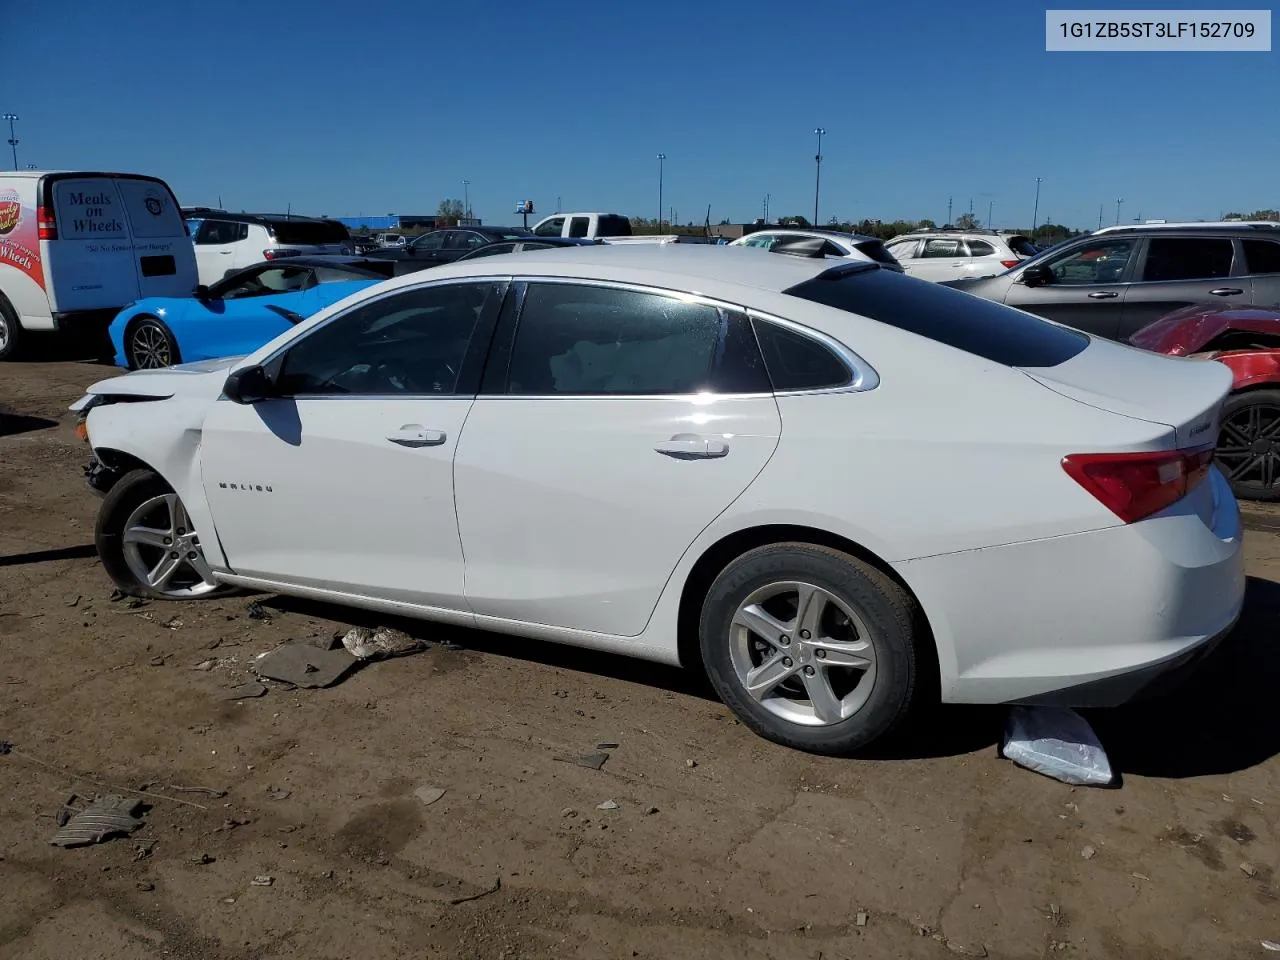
[654,433,729,459]
[1209,287,1244,297]
[1088,291,1119,299]
[387,425,447,448]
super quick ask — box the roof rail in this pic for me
[1094,219,1280,234]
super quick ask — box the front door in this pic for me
[199,279,505,607]
[454,281,782,637]
[1118,235,1251,339]
[1003,236,1138,338]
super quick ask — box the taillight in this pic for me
[37,205,57,240]
[1000,259,1019,269]
[1062,446,1215,524]
[262,248,301,260]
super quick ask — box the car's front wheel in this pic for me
[94,469,227,600]
[126,317,180,370]
[0,293,22,362]
[1214,388,1280,502]
[699,543,919,755]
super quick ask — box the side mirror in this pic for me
[223,364,273,405]
[1021,264,1053,287]
[194,284,212,300]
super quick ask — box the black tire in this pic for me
[698,542,919,756]
[125,316,180,370]
[95,469,228,600]
[0,292,21,362]
[1216,388,1280,502]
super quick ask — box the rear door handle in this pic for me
[654,433,729,459]
[386,425,447,448]
[1209,287,1244,297]
[1087,291,1119,299]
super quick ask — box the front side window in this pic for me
[1243,239,1280,275]
[217,265,312,300]
[412,231,447,251]
[1046,238,1135,285]
[275,282,499,396]
[885,239,919,260]
[505,284,722,395]
[534,217,565,237]
[1141,237,1234,282]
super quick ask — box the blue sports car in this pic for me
[109,256,393,369]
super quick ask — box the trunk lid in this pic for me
[1021,336,1230,449]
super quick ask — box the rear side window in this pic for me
[568,217,590,238]
[966,239,996,257]
[921,238,961,258]
[1243,239,1280,275]
[506,283,721,395]
[114,178,185,239]
[784,266,1088,368]
[194,220,240,245]
[1141,237,1233,282]
[753,319,852,391]
[268,220,349,245]
[596,215,632,237]
[52,179,127,240]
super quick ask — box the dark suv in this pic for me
[946,222,1280,341]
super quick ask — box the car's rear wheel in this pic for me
[1214,388,1280,502]
[95,469,227,600]
[126,317,180,370]
[699,543,919,755]
[0,293,21,362]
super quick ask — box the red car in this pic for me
[1130,304,1280,501]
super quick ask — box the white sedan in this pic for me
[71,245,1245,755]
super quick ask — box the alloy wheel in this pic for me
[121,493,220,598]
[130,321,172,369]
[1215,400,1280,490]
[728,580,878,727]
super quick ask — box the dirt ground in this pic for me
[1,348,1278,960]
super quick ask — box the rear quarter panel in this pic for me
[1208,349,1280,391]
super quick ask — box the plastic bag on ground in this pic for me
[1000,705,1116,787]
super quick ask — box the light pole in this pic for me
[462,180,471,222]
[1098,204,1104,230]
[813,128,825,226]
[763,193,770,223]
[1115,197,1124,226]
[3,114,18,169]
[947,196,953,226]
[988,200,994,229]
[656,154,665,231]
[1031,177,1043,236]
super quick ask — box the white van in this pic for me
[0,170,196,360]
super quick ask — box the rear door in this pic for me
[453,280,781,636]
[906,237,966,282]
[1242,237,1280,307]
[1118,236,1247,339]
[114,176,196,298]
[1003,236,1138,339]
[45,177,138,312]
[194,219,247,285]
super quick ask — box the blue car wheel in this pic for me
[126,316,182,370]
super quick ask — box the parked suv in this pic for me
[884,230,1037,282]
[948,222,1280,341]
[191,214,352,285]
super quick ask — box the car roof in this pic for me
[1093,221,1280,235]
[744,227,881,243]
[892,231,1013,240]
[375,243,849,299]
[195,212,339,225]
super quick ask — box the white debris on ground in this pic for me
[1000,706,1115,787]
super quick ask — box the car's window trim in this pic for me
[474,276,876,399]
[249,276,511,401]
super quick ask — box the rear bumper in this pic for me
[896,467,1246,707]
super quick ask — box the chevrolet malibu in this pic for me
[70,245,1244,755]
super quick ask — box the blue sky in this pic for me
[6,1,1276,229]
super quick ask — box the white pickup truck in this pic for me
[529,212,718,245]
